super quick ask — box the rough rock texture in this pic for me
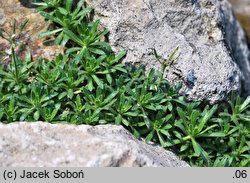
[86,0,250,102]
[0,122,189,167]
[0,0,63,62]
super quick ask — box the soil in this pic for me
[0,0,63,63]
[229,0,250,42]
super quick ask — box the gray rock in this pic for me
[86,0,250,103]
[0,9,6,26]
[0,122,189,167]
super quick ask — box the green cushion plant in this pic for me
[0,0,249,167]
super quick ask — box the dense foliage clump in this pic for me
[0,0,249,167]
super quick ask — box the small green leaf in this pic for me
[67,89,74,99]
[199,132,226,137]
[122,118,129,126]
[103,91,118,104]
[106,74,112,84]
[58,92,67,100]
[180,144,189,152]
[145,130,155,142]
[157,131,167,147]
[240,96,250,112]
[57,7,68,15]
[50,104,61,121]
[39,28,63,37]
[88,48,106,55]
[34,111,40,121]
[74,7,93,19]
[110,50,127,64]
[160,129,171,137]
[20,112,29,121]
[40,12,65,26]
[66,0,73,12]
[198,105,217,133]
[191,138,202,156]
[63,28,85,46]
[115,114,122,125]
[92,75,103,89]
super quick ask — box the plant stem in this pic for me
[183,135,191,141]
[157,64,166,88]
[11,46,19,85]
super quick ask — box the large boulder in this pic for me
[0,122,189,167]
[86,0,250,103]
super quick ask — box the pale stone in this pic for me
[0,122,189,167]
[86,0,250,103]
